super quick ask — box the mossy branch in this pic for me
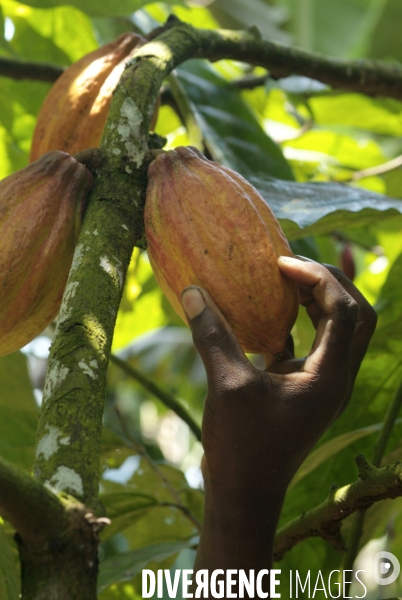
[0,456,66,546]
[273,456,402,562]
[2,20,402,100]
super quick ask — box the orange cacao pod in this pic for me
[0,151,93,356]
[144,146,299,361]
[30,32,159,162]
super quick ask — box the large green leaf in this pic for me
[289,422,399,489]
[177,60,294,181]
[248,174,402,239]
[0,352,38,469]
[0,526,19,599]
[98,540,193,592]
[16,0,182,18]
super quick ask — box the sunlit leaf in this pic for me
[309,94,402,137]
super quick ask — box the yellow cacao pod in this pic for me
[144,146,299,361]
[30,32,159,162]
[0,151,93,356]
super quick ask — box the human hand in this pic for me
[181,257,377,569]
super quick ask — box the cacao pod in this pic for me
[0,151,93,356]
[30,32,159,162]
[144,146,299,361]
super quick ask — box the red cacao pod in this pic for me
[0,151,93,356]
[30,32,159,162]
[144,147,299,361]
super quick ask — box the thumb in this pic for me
[180,286,250,383]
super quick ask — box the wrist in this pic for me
[194,483,285,571]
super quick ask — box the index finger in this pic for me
[278,257,358,379]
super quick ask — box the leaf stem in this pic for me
[110,354,202,441]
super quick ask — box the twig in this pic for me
[343,380,402,585]
[114,406,202,532]
[0,56,64,82]
[110,354,202,441]
[273,456,402,561]
[349,154,402,181]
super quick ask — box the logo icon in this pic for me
[374,551,400,586]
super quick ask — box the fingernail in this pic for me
[294,255,318,263]
[278,256,301,263]
[181,287,206,319]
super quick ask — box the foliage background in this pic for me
[1,0,402,598]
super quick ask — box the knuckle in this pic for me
[334,294,358,320]
[194,324,229,350]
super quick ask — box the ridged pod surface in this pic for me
[0,151,93,356]
[30,32,159,161]
[144,146,299,360]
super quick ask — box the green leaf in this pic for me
[98,540,193,592]
[248,174,402,239]
[289,422,399,489]
[177,60,294,181]
[17,0,183,18]
[100,491,158,540]
[0,526,19,599]
[0,352,38,469]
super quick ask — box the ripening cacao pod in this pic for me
[0,151,93,356]
[30,32,159,162]
[144,146,299,361]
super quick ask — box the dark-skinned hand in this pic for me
[181,256,377,573]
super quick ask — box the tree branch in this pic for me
[273,456,402,561]
[0,56,64,82]
[0,456,66,546]
[110,354,202,441]
[190,26,402,100]
[2,20,402,102]
[342,380,402,585]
